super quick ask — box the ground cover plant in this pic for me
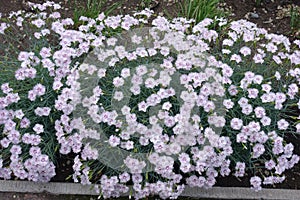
[0,1,300,199]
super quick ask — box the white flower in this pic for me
[138,101,148,112]
[247,88,259,98]
[208,115,226,127]
[223,99,234,109]
[113,77,124,87]
[241,104,253,115]
[136,65,148,75]
[145,77,157,88]
[260,116,271,126]
[248,121,261,132]
[253,75,263,84]
[121,106,131,115]
[167,142,181,155]
[164,116,176,127]
[277,119,289,130]
[106,37,117,46]
[228,85,238,96]
[296,123,300,133]
[130,85,141,95]
[230,118,243,130]
[254,107,265,118]
[33,124,44,134]
[34,107,51,116]
[240,46,251,56]
[230,54,242,63]
[113,91,124,101]
[275,71,281,80]
[261,84,272,93]
[97,68,106,78]
[162,102,172,110]
[275,92,286,103]
[252,143,265,158]
[121,68,130,78]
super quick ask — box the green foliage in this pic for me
[72,0,120,28]
[178,0,224,24]
[290,6,300,36]
[139,0,156,10]
[254,0,262,7]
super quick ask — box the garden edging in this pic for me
[0,180,299,200]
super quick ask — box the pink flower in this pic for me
[223,39,234,46]
[29,146,41,157]
[15,68,26,80]
[296,123,300,133]
[130,85,141,95]
[250,176,262,191]
[20,117,30,128]
[234,162,245,177]
[1,83,13,94]
[253,75,263,84]
[119,172,130,183]
[10,145,22,155]
[164,116,176,127]
[273,55,282,64]
[265,160,276,170]
[0,22,9,34]
[22,133,31,144]
[52,80,63,90]
[0,138,10,148]
[7,129,20,144]
[37,155,49,166]
[108,135,120,147]
[228,85,238,96]
[14,109,24,119]
[252,143,265,158]
[33,84,46,96]
[236,132,247,143]
[31,134,41,146]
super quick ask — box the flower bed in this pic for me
[0,1,300,199]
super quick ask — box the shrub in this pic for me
[0,1,300,199]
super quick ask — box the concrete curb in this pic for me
[0,180,300,199]
[0,180,98,195]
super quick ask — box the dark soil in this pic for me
[224,0,300,40]
[0,0,300,199]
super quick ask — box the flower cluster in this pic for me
[0,1,300,199]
